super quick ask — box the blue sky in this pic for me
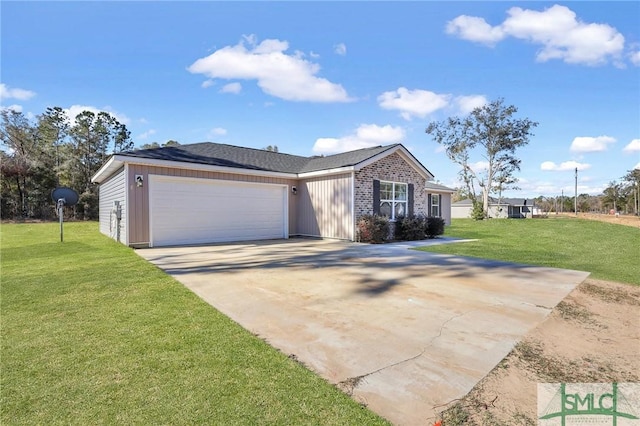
[2,1,639,197]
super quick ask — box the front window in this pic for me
[380,181,407,220]
[431,194,440,217]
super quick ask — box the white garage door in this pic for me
[149,175,288,247]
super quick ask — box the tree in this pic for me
[37,106,70,185]
[140,142,160,150]
[602,181,624,213]
[0,109,38,218]
[493,157,520,210]
[622,169,640,215]
[68,110,132,219]
[576,193,591,213]
[264,145,278,152]
[140,140,180,150]
[0,106,131,220]
[426,98,538,218]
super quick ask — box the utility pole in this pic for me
[575,167,578,216]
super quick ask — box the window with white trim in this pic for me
[380,181,407,220]
[430,194,440,217]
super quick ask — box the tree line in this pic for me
[426,98,639,218]
[533,170,640,215]
[449,169,640,216]
[1,107,133,220]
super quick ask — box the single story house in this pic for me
[91,142,454,247]
[451,197,536,219]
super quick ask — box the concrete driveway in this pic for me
[137,238,589,425]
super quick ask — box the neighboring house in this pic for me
[451,197,535,219]
[91,142,455,247]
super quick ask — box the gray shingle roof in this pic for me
[425,181,456,192]
[300,145,399,173]
[502,198,535,206]
[122,142,308,173]
[122,142,404,174]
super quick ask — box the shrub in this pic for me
[425,217,445,238]
[394,215,427,241]
[356,214,390,243]
[470,202,486,221]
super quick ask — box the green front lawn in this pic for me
[417,217,639,285]
[1,222,388,425]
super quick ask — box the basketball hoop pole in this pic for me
[57,199,65,242]
[51,187,79,243]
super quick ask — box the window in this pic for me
[430,194,440,217]
[380,181,407,220]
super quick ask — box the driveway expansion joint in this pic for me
[338,309,474,395]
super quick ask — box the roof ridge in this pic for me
[199,142,309,160]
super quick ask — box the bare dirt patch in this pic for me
[555,212,640,228]
[436,279,640,425]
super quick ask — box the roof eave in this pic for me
[424,186,456,194]
[91,155,125,184]
[297,166,355,179]
[92,155,298,183]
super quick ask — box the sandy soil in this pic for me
[437,278,640,425]
[555,212,640,228]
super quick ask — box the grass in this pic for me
[1,222,388,425]
[417,217,639,285]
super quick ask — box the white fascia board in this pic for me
[96,155,297,181]
[297,166,354,179]
[423,187,456,194]
[91,156,124,184]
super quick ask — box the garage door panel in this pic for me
[150,176,286,246]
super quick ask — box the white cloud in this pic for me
[540,160,591,171]
[455,95,488,114]
[447,5,626,66]
[188,35,352,102]
[0,104,23,113]
[630,50,640,66]
[0,84,36,101]
[378,87,450,120]
[470,161,489,172]
[446,15,505,45]
[206,127,227,140]
[220,82,242,94]
[334,43,347,56]
[623,139,640,153]
[64,105,130,125]
[312,124,405,154]
[569,135,616,152]
[377,88,487,119]
[138,129,156,140]
[201,79,215,88]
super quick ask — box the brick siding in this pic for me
[354,152,428,220]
